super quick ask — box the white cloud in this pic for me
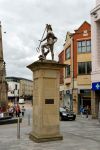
[0,0,95,80]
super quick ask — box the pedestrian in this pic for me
[0,107,3,118]
[21,106,25,117]
[8,106,14,117]
[86,106,89,118]
[15,104,21,117]
[0,107,2,113]
[80,106,84,118]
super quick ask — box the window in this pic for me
[78,62,85,74]
[87,61,91,74]
[18,90,19,94]
[78,62,91,75]
[11,91,14,94]
[65,47,71,60]
[77,40,91,53]
[65,65,70,77]
[15,84,17,90]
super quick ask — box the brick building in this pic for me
[6,76,33,102]
[59,21,92,113]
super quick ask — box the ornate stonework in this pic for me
[0,22,8,105]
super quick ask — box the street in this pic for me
[0,105,100,150]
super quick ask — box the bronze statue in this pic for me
[38,24,57,60]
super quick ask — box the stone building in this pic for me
[0,22,8,104]
[6,76,33,102]
[59,21,92,114]
[19,78,33,100]
[91,0,100,118]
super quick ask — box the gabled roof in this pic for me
[74,21,91,33]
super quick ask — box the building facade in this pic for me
[59,32,73,110]
[59,50,65,107]
[73,21,91,113]
[91,0,100,118]
[19,78,33,100]
[6,77,33,102]
[6,77,20,102]
[59,21,92,114]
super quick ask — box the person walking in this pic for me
[8,106,14,117]
[15,104,21,117]
[21,106,25,117]
[80,106,84,118]
[86,106,89,118]
[0,107,3,118]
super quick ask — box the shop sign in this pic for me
[92,82,100,90]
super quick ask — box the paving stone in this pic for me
[0,111,100,150]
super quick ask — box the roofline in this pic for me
[74,21,91,32]
[6,76,33,82]
[58,49,64,56]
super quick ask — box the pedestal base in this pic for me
[27,60,65,143]
[92,114,98,119]
[29,133,63,143]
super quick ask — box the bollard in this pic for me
[17,117,20,139]
[28,114,30,126]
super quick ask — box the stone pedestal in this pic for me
[27,60,65,142]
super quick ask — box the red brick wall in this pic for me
[73,22,91,78]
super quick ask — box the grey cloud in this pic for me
[0,0,95,79]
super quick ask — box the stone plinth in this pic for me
[27,60,65,142]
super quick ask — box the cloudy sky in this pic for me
[0,0,95,80]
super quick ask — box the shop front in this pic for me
[60,90,72,110]
[91,82,100,118]
[78,89,91,114]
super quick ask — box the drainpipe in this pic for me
[72,37,74,111]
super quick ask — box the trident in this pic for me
[36,25,47,53]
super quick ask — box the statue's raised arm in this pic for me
[39,24,57,60]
